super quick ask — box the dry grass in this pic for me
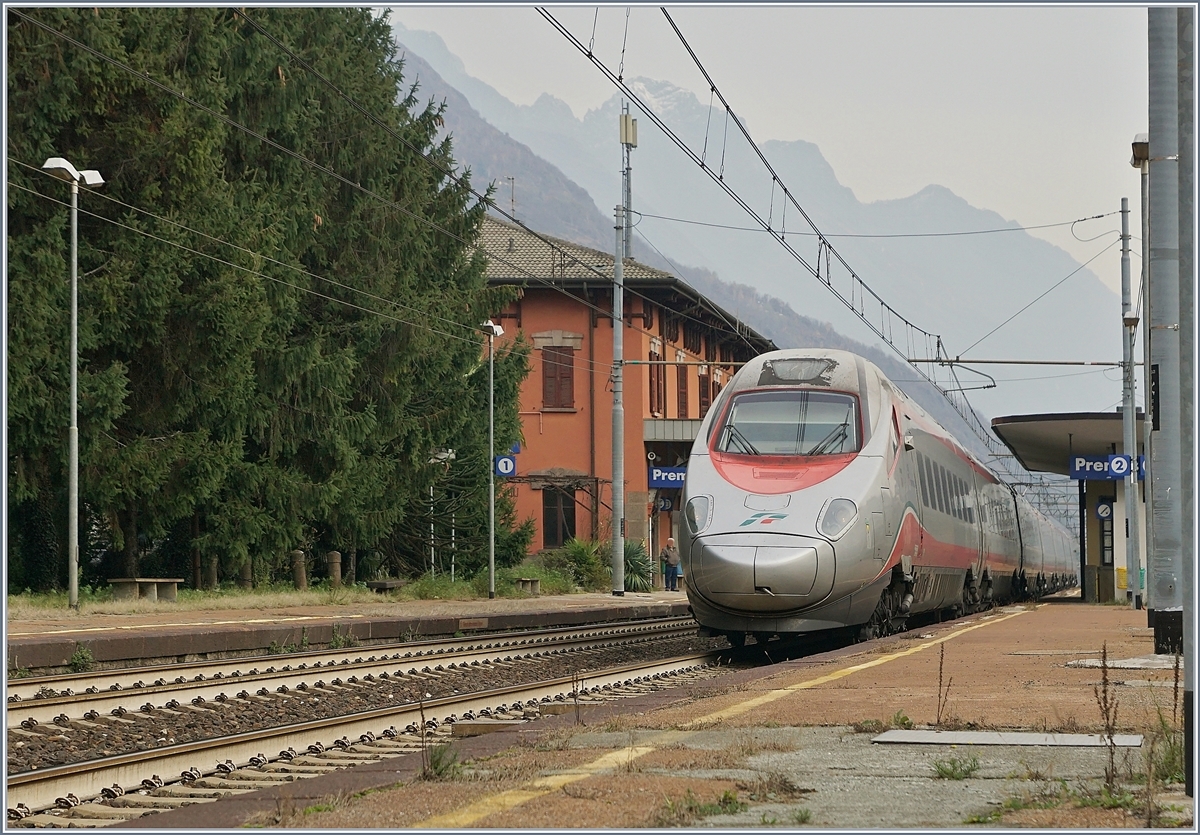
[6,585,388,619]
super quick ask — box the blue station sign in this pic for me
[648,466,687,489]
[1069,455,1145,481]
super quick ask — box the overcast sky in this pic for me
[387,4,1148,303]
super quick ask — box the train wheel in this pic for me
[725,631,746,648]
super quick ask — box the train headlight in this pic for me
[817,498,857,540]
[685,495,712,536]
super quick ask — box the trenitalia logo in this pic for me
[740,512,789,526]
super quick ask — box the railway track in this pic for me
[7,617,697,729]
[8,652,726,827]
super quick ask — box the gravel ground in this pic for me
[7,634,727,774]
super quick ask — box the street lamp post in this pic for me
[1130,134,1152,618]
[482,320,504,599]
[42,157,104,611]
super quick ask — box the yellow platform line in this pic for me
[414,746,656,828]
[411,607,1026,828]
[683,607,1029,728]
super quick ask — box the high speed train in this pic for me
[680,348,1077,646]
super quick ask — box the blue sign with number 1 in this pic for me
[494,455,516,477]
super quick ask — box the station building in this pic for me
[479,216,775,569]
[991,410,1148,607]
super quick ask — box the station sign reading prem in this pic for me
[1068,455,1145,481]
[648,466,687,489]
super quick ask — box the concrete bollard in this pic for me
[291,550,307,591]
[327,551,342,588]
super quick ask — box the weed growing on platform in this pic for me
[935,644,954,726]
[932,755,980,780]
[329,624,358,649]
[790,808,813,824]
[1092,643,1119,791]
[890,710,914,730]
[649,789,746,826]
[67,643,93,673]
[850,718,885,734]
[738,771,810,802]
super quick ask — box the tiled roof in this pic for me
[480,214,669,282]
[478,214,776,354]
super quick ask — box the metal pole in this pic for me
[611,203,625,596]
[68,180,79,610]
[451,512,456,584]
[1176,4,1195,799]
[1120,198,1141,609]
[429,484,435,578]
[488,331,496,599]
[1148,8,1183,654]
[1140,155,1154,618]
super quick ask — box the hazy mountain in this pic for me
[391,22,1122,423]
[395,45,613,250]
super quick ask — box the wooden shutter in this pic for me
[677,362,689,418]
[543,347,575,408]
[698,372,711,418]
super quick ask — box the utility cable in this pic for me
[634,210,1119,238]
[11,10,723,359]
[961,237,1121,355]
[229,8,764,353]
[13,175,628,379]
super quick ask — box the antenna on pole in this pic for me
[619,102,637,258]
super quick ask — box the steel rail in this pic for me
[7,651,722,813]
[7,619,695,724]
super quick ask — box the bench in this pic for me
[109,578,184,602]
[517,578,541,594]
[366,579,408,594]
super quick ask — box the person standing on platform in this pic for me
[660,538,681,591]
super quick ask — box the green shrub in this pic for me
[68,644,94,673]
[608,540,653,592]
[932,755,980,780]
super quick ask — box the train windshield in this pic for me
[715,390,859,456]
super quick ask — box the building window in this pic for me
[649,340,664,417]
[543,487,577,548]
[542,346,574,409]
[676,350,689,419]
[698,364,711,419]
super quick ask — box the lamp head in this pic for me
[42,157,81,183]
[42,157,104,187]
[482,320,504,337]
[1131,133,1149,167]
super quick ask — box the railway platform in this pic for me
[70,592,1189,829]
[6,590,691,673]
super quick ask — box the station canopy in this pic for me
[990,411,1146,476]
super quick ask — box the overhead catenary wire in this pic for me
[538,8,942,376]
[538,6,1103,496]
[539,8,1016,459]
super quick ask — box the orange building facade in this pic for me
[480,217,774,574]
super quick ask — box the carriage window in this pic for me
[715,390,859,456]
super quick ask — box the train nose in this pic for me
[688,533,835,612]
